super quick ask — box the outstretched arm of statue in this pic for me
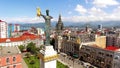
[41,14,53,20]
[41,14,47,20]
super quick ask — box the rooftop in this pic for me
[105,46,120,51]
[0,46,20,56]
[0,20,4,22]
[0,32,41,43]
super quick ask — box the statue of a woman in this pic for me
[37,8,53,45]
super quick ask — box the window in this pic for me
[7,66,9,68]
[13,65,16,68]
[6,58,9,63]
[13,57,16,62]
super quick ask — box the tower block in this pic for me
[37,8,57,68]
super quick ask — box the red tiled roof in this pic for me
[96,32,101,35]
[0,33,41,43]
[0,38,7,43]
[105,46,119,51]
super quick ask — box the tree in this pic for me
[25,52,30,58]
[30,60,35,68]
[26,42,37,54]
[50,38,55,49]
[65,65,69,68]
[18,45,25,52]
[30,60,35,64]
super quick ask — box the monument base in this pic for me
[39,45,57,68]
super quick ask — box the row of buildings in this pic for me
[0,30,44,68]
[0,19,45,68]
[54,15,120,68]
[56,31,120,68]
[0,20,20,38]
[0,14,64,68]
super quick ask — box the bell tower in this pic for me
[56,14,64,35]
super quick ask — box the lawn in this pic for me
[24,56,68,68]
[57,61,69,68]
[24,56,40,68]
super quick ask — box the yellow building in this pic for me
[95,35,106,48]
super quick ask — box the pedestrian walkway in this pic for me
[22,58,28,68]
[57,59,70,68]
[58,53,84,68]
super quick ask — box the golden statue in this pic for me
[37,7,41,17]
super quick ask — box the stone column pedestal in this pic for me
[39,45,57,68]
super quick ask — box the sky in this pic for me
[0,0,120,23]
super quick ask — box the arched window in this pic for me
[13,57,16,62]
[6,58,9,63]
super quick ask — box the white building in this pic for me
[0,20,8,38]
[0,32,44,47]
[14,24,20,32]
[37,28,44,35]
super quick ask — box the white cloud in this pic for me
[93,0,119,8]
[1,5,120,24]
[61,14,120,23]
[113,6,120,16]
[1,16,45,23]
[62,6,120,22]
[2,14,120,24]
[63,2,120,23]
[89,7,107,16]
[70,3,120,23]
[75,4,87,14]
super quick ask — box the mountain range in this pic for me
[20,21,120,29]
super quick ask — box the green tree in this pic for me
[26,42,37,54]
[30,60,35,68]
[25,52,30,58]
[40,45,44,50]
[50,38,55,49]
[18,45,25,52]
[65,65,69,68]
[30,60,35,64]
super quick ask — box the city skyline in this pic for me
[0,0,120,23]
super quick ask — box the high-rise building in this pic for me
[14,24,20,32]
[85,25,89,32]
[98,24,102,30]
[0,20,8,38]
[106,34,117,47]
[8,24,12,38]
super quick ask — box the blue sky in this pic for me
[0,0,120,23]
